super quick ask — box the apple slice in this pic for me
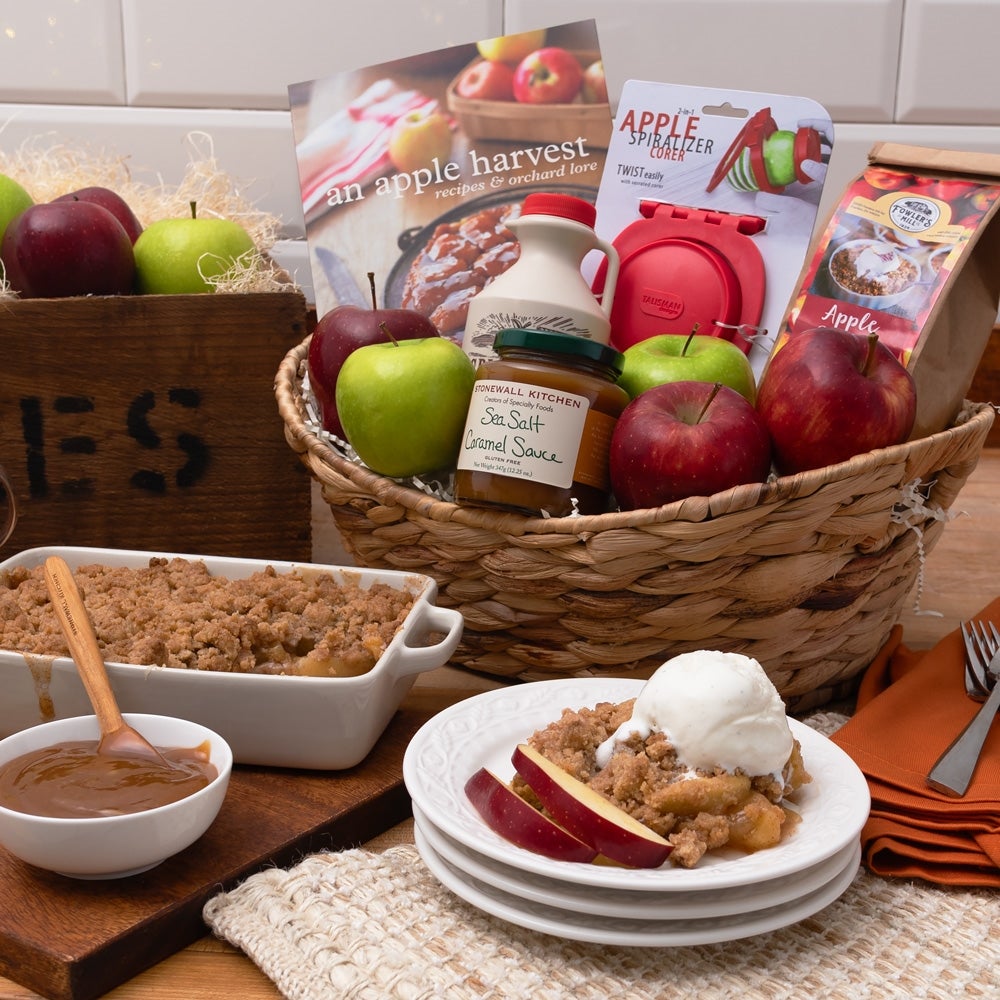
[464,767,598,863]
[511,743,673,869]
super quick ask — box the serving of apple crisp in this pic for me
[508,651,811,868]
[0,557,415,678]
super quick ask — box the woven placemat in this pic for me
[203,714,1000,1000]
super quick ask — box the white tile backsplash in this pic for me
[121,0,500,110]
[896,0,1000,125]
[505,0,904,122]
[0,0,125,105]
[2,0,1000,295]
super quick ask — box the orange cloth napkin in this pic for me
[831,596,1000,886]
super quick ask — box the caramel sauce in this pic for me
[0,740,217,818]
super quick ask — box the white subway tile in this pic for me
[0,0,125,105]
[122,0,502,109]
[505,0,903,122]
[897,0,1000,125]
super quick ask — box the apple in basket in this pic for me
[335,335,476,479]
[618,330,758,404]
[455,59,516,101]
[308,273,440,440]
[609,381,773,510]
[757,327,917,475]
[512,47,584,105]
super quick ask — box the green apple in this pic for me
[132,202,255,294]
[619,332,757,404]
[0,174,33,246]
[763,130,797,187]
[336,337,476,479]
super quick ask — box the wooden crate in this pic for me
[0,291,312,561]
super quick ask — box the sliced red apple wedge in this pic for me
[511,743,673,869]
[464,767,598,863]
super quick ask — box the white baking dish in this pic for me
[0,546,464,770]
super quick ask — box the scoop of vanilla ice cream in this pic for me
[596,651,793,777]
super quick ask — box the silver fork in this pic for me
[928,621,1000,796]
[963,620,995,700]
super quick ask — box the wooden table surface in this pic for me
[1,446,997,1000]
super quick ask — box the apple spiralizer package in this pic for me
[590,81,834,379]
[774,142,1000,439]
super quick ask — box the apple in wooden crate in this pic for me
[0,199,135,297]
[511,743,673,868]
[133,202,255,294]
[53,186,143,243]
[0,173,33,245]
[464,767,598,863]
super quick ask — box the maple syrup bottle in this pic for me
[460,193,619,368]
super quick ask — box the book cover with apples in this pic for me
[288,18,612,337]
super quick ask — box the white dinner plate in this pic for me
[411,801,861,920]
[413,821,863,947]
[403,677,870,892]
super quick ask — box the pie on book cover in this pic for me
[288,19,612,342]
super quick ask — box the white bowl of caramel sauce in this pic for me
[0,713,232,879]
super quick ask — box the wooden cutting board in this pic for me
[0,707,431,1000]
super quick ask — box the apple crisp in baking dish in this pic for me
[0,558,416,677]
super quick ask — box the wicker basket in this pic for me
[276,337,994,710]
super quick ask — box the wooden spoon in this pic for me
[43,555,167,763]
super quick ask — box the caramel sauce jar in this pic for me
[455,329,629,517]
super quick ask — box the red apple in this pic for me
[464,767,598,863]
[511,743,673,868]
[512,47,584,105]
[581,59,608,104]
[455,59,515,101]
[609,381,772,510]
[53,186,143,243]
[308,272,440,439]
[0,199,134,298]
[757,328,917,475]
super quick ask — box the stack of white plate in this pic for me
[403,678,871,947]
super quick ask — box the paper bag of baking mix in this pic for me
[775,142,1000,439]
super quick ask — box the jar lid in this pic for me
[521,192,596,228]
[494,328,625,375]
